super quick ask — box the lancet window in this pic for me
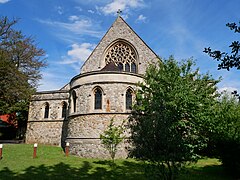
[72,90,77,113]
[62,101,67,118]
[126,89,133,110]
[131,62,137,73]
[44,102,49,119]
[94,87,102,110]
[125,63,130,72]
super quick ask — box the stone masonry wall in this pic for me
[25,91,69,146]
[81,17,158,74]
[28,91,69,121]
[26,121,65,146]
[70,82,137,115]
[67,114,130,158]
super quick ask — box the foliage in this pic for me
[0,17,47,88]
[204,21,240,70]
[207,94,240,177]
[100,117,125,162]
[0,144,230,180]
[128,56,220,179]
[0,16,46,138]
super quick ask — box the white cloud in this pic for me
[67,43,95,62]
[68,15,79,21]
[60,43,96,72]
[37,17,102,38]
[38,43,97,90]
[121,14,129,20]
[55,6,63,15]
[218,86,237,94]
[38,71,69,91]
[75,6,83,11]
[88,9,95,14]
[136,14,146,22]
[0,0,10,3]
[98,0,145,15]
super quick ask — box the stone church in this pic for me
[25,16,158,158]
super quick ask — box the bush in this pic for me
[216,138,240,177]
[100,117,125,162]
[0,126,17,140]
[206,94,240,178]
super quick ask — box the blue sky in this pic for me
[0,0,240,93]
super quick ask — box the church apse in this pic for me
[26,16,158,158]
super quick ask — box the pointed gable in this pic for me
[80,16,158,74]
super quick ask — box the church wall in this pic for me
[66,114,129,158]
[70,78,138,114]
[81,17,158,75]
[25,91,69,146]
[25,121,65,146]
[66,74,137,158]
[71,71,143,89]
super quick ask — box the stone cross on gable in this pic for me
[117,9,122,16]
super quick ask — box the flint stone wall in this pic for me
[81,17,158,74]
[70,79,138,115]
[25,121,67,146]
[25,91,69,145]
[28,91,69,121]
[66,114,130,158]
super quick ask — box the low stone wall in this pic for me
[25,120,66,146]
[66,113,130,158]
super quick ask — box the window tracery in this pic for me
[125,63,130,72]
[104,41,138,73]
[118,63,123,71]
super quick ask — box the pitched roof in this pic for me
[101,61,119,71]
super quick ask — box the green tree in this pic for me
[204,21,240,70]
[100,117,125,163]
[0,16,46,139]
[207,93,240,177]
[128,56,219,179]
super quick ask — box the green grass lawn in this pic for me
[0,144,233,180]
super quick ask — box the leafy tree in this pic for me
[100,117,125,163]
[0,16,46,139]
[207,93,240,177]
[128,56,220,179]
[0,16,46,88]
[204,21,240,70]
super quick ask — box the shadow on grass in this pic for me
[1,160,235,180]
[0,160,146,180]
[179,165,235,180]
